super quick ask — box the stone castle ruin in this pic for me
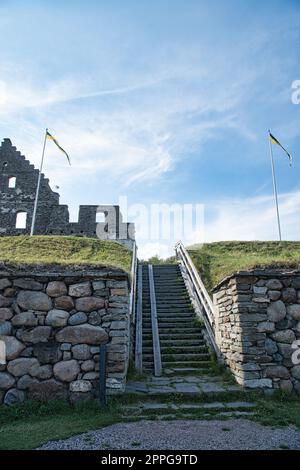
[0,138,135,249]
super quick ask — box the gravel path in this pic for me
[38,419,300,450]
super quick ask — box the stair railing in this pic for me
[175,241,222,361]
[148,264,162,377]
[128,240,138,322]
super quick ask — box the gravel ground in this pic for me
[37,419,300,450]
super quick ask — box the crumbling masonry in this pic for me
[0,138,135,248]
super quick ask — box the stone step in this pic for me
[123,401,256,416]
[143,345,208,354]
[144,340,206,347]
[142,330,203,336]
[162,360,213,368]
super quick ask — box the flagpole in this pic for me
[30,128,48,236]
[268,130,282,241]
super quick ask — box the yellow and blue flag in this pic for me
[46,130,71,166]
[269,131,292,166]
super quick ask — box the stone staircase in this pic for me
[127,263,257,420]
[141,264,211,375]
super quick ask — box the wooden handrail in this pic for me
[148,264,162,376]
[135,265,143,373]
[175,241,222,360]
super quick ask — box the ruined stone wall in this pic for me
[0,266,131,405]
[213,270,300,394]
[0,139,134,247]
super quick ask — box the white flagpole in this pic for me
[268,130,282,241]
[30,128,48,236]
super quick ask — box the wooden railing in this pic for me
[135,265,143,373]
[128,241,137,322]
[148,265,162,376]
[175,241,222,361]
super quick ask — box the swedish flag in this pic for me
[46,130,71,166]
[269,131,292,166]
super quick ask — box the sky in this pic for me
[0,0,299,258]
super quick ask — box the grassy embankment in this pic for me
[0,235,132,272]
[188,241,300,292]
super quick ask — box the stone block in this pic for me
[46,281,67,298]
[17,291,52,311]
[69,282,91,298]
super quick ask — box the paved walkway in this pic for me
[38,419,300,450]
[126,373,241,395]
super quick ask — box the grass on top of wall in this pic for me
[188,241,300,292]
[0,236,132,272]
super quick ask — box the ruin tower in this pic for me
[0,138,135,248]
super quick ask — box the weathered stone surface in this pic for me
[45,309,69,327]
[69,282,91,298]
[82,372,98,380]
[282,288,297,304]
[291,365,300,380]
[68,312,87,326]
[46,281,67,298]
[17,374,39,390]
[110,321,126,330]
[54,296,74,311]
[88,311,102,325]
[0,308,13,322]
[29,364,52,380]
[4,388,25,405]
[60,343,71,351]
[81,360,94,372]
[266,279,283,290]
[257,321,275,333]
[0,279,11,290]
[17,291,52,311]
[0,321,12,335]
[12,311,38,327]
[92,281,105,290]
[75,297,105,313]
[287,304,300,321]
[265,338,278,355]
[72,344,91,360]
[265,365,290,379]
[69,380,92,392]
[278,343,293,359]
[280,380,293,394]
[291,277,300,289]
[17,326,51,344]
[33,342,62,364]
[0,372,15,389]
[7,357,39,377]
[267,300,286,322]
[14,278,43,291]
[56,325,108,345]
[272,329,296,344]
[0,336,25,360]
[53,360,80,382]
[244,378,272,388]
[268,290,281,301]
[28,380,67,401]
[0,295,12,308]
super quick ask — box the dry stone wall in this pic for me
[213,270,300,394]
[0,266,130,405]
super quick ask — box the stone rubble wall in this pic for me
[0,267,131,405]
[213,270,300,394]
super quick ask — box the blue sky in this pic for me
[0,0,299,257]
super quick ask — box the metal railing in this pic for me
[128,241,138,322]
[135,265,143,373]
[148,264,162,377]
[175,241,222,361]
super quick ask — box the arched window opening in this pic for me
[8,177,16,188]
[16,212,27,229]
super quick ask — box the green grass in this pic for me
[0,236,132,272]
[0,393,300,449]
[188,241,300,291]
[0,399,123,450]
